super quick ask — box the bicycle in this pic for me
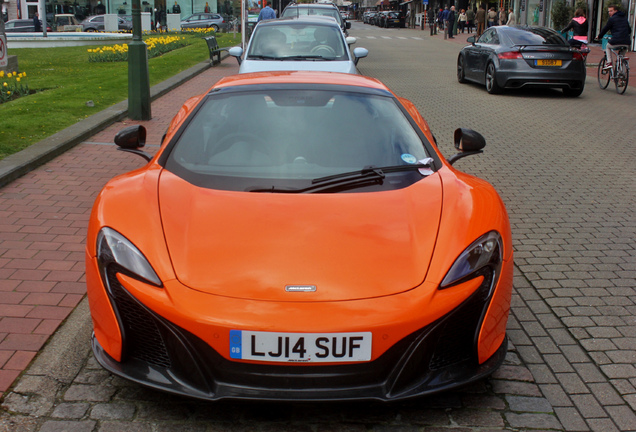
[597,45,630,94]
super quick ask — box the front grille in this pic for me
[96,261,505,401]
[106,267,172,368]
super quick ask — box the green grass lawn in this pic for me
[0,32,239,160]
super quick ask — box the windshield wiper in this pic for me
[248,55,280,60]
[247,160,434,194]
[280,55,333,61]
[312,161,434,184]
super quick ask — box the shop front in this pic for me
[11,0,234,28]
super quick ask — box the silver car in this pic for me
[228,17,368,74]
[180,13,227,31]
[281,2,350,35]
[81,15,133,32]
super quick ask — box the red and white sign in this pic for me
[0,35,7,68]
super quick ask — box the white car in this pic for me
[228,17,368,74]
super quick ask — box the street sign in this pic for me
[0,35,7,68]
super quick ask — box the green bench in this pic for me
[203,35,228,65]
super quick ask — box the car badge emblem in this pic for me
[285,285,317,292]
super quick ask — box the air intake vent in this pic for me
[428,270,494,370]
[107,267,172,368]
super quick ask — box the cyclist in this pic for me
[597,4,632,70]
[561,8,588,48]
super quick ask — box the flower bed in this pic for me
[0,71,29,104]
[88,35,188,62]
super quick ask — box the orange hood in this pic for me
[158,171,443,302]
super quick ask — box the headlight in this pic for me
[97,227,162,287]
[440,231,502,289]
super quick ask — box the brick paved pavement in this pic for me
[356,23,635,430]
[0,61,240,401]
[0,22,635,431]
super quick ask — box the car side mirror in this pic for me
[346,21,351,29]
[229,46,243,65]
[114,125,152,162]
[346,36,356,45]
[353,47,368,65]
[467,36,475,45]
[447,128,486,165]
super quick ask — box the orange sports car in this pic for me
[86,71,513,401]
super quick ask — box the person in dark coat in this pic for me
[447,6,455,38]
[33,12,42,32]
[465,7,475,33]
[597,4,632,68]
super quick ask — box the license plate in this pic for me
[536,59,562,66]
[230,330,372,363]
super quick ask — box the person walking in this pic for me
[437,7,444,31]
[428,7,436,32]
[447,5,455,38]
[597,4,632,69]
[499,8,506,25]
[487,7,497,27]
[258,1,276,21]
[33,12,42,32]
[442,6,450,32]
[466,7,475,32]
[561,8,588,46]
[476,4,486,36]
[458,9,467,33]
[507,8,516,25]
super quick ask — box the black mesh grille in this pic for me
[106,267,172,368]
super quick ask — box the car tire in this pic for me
[485,62,502,94]
[457,55,467,83]
[86,28,96,32]
[211,24,219,31]
[562,85,584,97]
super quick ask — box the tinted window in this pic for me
[282,7,344,27]
[504,27,567,45]
[166,89,430,191]
[8,21,31,28]
[478,29,497,44]
[248,24,348,60]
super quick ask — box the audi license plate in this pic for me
[536,59,562,66]
[230,330,372,363]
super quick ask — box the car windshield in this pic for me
[505,27,567,46]
[247,24,348,60]
[166,88,431,192]
[281,6,343,26]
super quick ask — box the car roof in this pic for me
[256,16,341,28]
[285,2,338,8]
[213,71,388,92]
